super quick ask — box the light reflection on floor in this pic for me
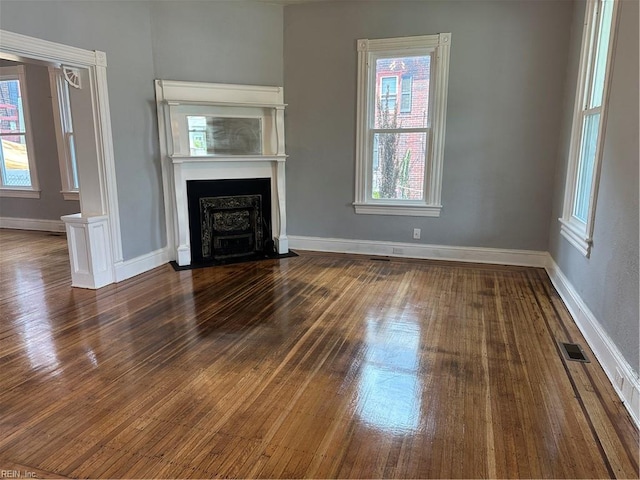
[15,268,61,374]
[356,315,422,435]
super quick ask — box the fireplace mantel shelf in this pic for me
[170,154,287,164]
[165,100,287,109]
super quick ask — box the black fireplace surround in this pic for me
[187,178,272,265]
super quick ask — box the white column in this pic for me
[61,213,114,289]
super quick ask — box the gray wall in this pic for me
[548,0,639,370]
[283,0,573,250]
[0,62,81,220]
[0,0,283,260]
[150,1,283,86]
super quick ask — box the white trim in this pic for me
[559,218,591,256]
[0,216,65,232]
[0,188,40,198]
[545,257,640,428]
[353,202,441,217]
[114,247,170,283]
[62,190,80,201]
[288,235,548,267]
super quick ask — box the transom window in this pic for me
[560,0,618,256]
[0,65,39,197]
[354,33,451,217]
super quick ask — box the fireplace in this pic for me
[155,80,288,266]
[188,178,272,264]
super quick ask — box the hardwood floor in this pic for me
[0,229,637,479]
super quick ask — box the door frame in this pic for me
[0,29,123,283]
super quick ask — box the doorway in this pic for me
[0,29,122,288]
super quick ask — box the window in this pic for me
[354,33,451,216]
[400,75,412,113]
[380,76,398,111]
[50,67,79,200]
[560,0,618,256]
[0,65,39,197]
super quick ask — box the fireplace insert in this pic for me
[187,178,272,265]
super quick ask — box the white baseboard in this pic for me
[288,235,548,267]
[114,247,170,283]
[546,257,640,428]
[0,216,65,233]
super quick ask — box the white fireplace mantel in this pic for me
[155,80,288,266]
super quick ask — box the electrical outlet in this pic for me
[413,228,421,240]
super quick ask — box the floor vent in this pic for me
[370,257,390,262]
[560,342,590,363]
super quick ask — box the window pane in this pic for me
[381,77,397,95]
[0,136,31,187]
[372,132,427,200]
[375,56,430,128]
[400,75,412,113]
[589,0,614,108]
[68,133,79,189]
[573,113,600,222]
[0,79,25,134]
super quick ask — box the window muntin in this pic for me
[0,66,38,195]
[560,0,618,256]
[355,34,450,216]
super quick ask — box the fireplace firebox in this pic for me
[187,178,272,265]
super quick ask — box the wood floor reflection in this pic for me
[0,229,637,479]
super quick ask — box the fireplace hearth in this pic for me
[188,178,272,265]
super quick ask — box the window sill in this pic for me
[559,217,591,257]
[0,189,41,199]
[61,190,80,201]
[354,202,441,217]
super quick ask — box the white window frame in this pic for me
[49,66,79,201]
[0,65,40,198]
[559,0,619,257]
[354,33,451,217]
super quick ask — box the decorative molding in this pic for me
[114,247,170,283]
[61,191,80,201]
[171,155,287,164]
[156,80,283,105]
[353,203,441,217]
[94,50,107,68]
[61,214,114,289]
[0,189,41,199]
[62,66,81,89]
[559,218,591,257]
[0,30,97,66]
[0,216,65,232]
[545,257,640,428]
[288,235,548,267]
